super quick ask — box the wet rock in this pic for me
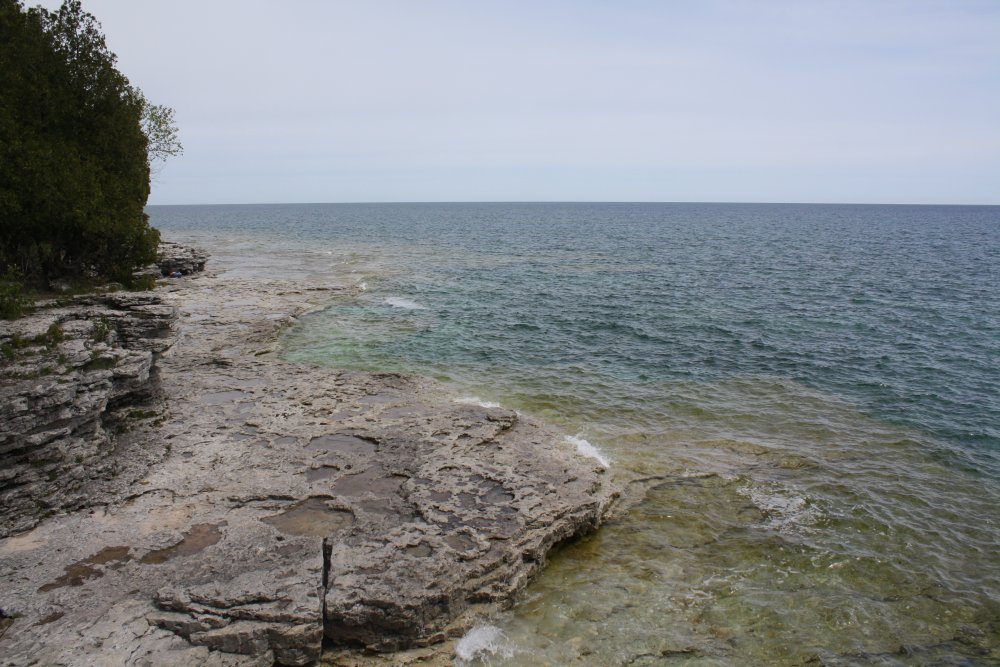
[322,410,609,651]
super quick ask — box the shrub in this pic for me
[0,266,31,319]
[44,321,64,346]
[91,317,113,343]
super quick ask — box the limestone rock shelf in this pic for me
[0,243,616,666]
[1,291,177,539]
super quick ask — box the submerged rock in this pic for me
[0,244,616,665]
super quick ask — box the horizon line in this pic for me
[145,200,1000,208]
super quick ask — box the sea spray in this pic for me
[565,434,610,468]
[455,625,514,666]
[454,396,502,409]
[384,296,426,310]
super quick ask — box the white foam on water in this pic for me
[454,396,502,409]
[384,296,426,310]
[454,625,513,665]
[737,482,819,531]
[358,281,367,291]
[565,434,610,468]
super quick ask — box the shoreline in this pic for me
[0,239,617,665]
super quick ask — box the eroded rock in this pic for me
[0,292,179,538]
[0,241,616,666]
[158,241,210,276]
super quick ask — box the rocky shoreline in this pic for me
[0,243,617,665]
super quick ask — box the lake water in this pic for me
[149,202,1000,666]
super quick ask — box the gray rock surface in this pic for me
[1,292,177,538]
[157,241,210,276]
[0,243,616,665]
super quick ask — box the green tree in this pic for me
[141,97,183,167]
[0,0,178,287]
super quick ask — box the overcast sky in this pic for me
[36,0,1000,204]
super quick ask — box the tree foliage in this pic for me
[141,98,183,165]
[0,0,179,286]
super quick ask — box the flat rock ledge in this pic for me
[0,246,617,666]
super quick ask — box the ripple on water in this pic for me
[470,381,1000,665]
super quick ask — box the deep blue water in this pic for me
[149,202,1000,665]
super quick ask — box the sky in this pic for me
[34,0,1000,205]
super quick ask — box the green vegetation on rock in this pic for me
[0,267,32,319]
[0,0,180,292]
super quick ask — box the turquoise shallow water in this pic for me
[150,203,1000,665]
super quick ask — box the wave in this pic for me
[454,396,502,409]
[565,434,610,468]
[384,296,426,310]
[455,625,513,665]
[735,480,819,531]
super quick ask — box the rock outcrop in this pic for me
[157,241,210,276]
[0,292,178,538]
[0,242,616,666]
